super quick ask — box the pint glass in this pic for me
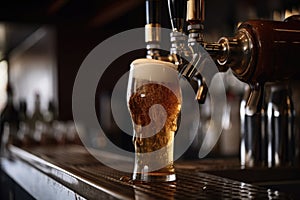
[127,58,182,182]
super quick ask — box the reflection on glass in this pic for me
[127,58,182,182]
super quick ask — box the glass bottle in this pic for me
[44,100,58,145]
[0,84,19,150]
[17,100,30,147]
[28,93,45,145]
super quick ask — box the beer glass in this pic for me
[127,58,182,182]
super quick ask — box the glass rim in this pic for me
[130,58,177,70]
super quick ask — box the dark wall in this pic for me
[56,3,146,120]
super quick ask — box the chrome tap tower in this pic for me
[143,0,300,167]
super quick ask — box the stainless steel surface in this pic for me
[3,145,294,199]
[168,8,209,103]
[240,82,298,168]
[240,86,263,167]
[264,82,295,167]
[216,29,255,79]
[244,84,263,116]
[2,154,88,200]
[162,1,300,168]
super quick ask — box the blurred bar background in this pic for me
[0,0,300,199]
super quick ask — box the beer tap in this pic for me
[168,0,300,106]
[168,0,208,103]
[145,0,162,60]
[141,0,300,166]
[165,0,300,166]
[144,0,208,103]
[167,0,264,107]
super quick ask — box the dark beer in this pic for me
[129,82,181,181]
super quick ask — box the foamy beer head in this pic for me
[127,58,181,133]
[127,58,181,107]
[129,58,179,83]
[127,58,182,182]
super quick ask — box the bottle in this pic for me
[17,100,30,147]
[44,100,58,145]
[28,93,45,145]
[44,100,58,123]
[18,100,28,122]
[0,84,19,149]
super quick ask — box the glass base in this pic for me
[132,172,176,182]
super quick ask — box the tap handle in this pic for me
[186,0,205,24]
[168,0,187,31]
[146,0,161,24]
[245,84,263,116]
[194,73,208,104]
